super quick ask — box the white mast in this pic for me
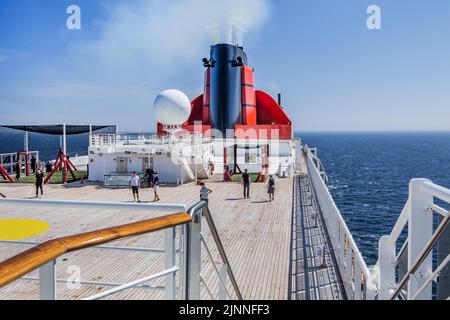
[63,123,67,155]
[24,129,29,152]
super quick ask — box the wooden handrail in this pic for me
[0,212,192,288]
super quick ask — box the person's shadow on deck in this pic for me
[225,198,246,201]
[225,198,271,204]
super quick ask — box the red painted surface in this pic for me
[234,124,292,140]
[242,106,257,125]
[241,66,257,125]
[44,149,77,184]
[203,68,211,123]
[185,94,204,124]
[157,123,165,136]
[0,164,13,183]
[255,90,291,125]
[157,63,294,140]
[223,147,232,182]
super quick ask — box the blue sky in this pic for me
[0,0,449,132]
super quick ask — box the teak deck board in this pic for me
[0,177,293,300]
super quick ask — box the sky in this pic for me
[0,0,449,132]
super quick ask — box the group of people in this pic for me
[199,169,276,205]
[127,168,276,205]
[241,169,276,201]
[128,167,160,203]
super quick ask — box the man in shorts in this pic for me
[199,182,212,205]
[129,172,141,203]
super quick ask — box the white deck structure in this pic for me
[88,133,297,185]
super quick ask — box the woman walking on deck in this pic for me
[35,169,44,198]
[267,175,275,202]
[153,173,160,202]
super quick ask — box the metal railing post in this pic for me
[39,260,56,300]
[184,207,202,300]
[182,222,190,300]
[378,235,396,299]
[165,227,176,300]
[219,264,228,300]
[191,208,202,300]
[345,248,353,295]
[408,178,433,300]
[354,263,362,300]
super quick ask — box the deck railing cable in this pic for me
[184,201,243,300]
[0,208,190,300]
[0,198,242,300]
[303,146,376,300]
[376,179,450,300]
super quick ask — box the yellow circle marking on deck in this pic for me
[0,219,50,240]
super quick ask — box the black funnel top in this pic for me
[208,44,248,136]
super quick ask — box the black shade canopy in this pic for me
[0,125,116,135]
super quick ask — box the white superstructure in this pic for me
[88,133,297,185]
[88,88,298,185]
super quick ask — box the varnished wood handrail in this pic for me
[0,212,192,288]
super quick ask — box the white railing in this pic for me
[183,202,242,300]
[307,149,329,185]
[0,151,40,176]
[0,199,185,300]
[0,198,241,300]
[90,133,205,148]
[376,179,450,300]
[304,146,376,300]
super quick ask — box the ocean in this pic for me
[301,132,450,265]
[0,128,90,161]
[1,129,450,265]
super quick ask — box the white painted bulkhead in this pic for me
[88,135,296,183]
[211,139,296,176]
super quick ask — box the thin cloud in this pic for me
[1,0,272,130]
[73,0,271,81]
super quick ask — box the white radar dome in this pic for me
[153,89,191,126]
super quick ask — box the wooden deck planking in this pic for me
[0,177,293,300]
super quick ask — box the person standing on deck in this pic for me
[242,169,251,199]
[35,169,44,198]
[144,166,154,188]
[15,161,20,182]
[153,172,161,202]
[129,172,141,203]
[45,161,52,174]
[268,175,275,202]
[199,182,212,205]
[46,161,53,183]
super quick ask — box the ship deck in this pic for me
[290,174,345,300]
[287,152,346,300]
[0,177,293,300]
